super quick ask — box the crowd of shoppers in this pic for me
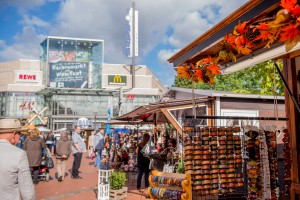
[0,117,177,199]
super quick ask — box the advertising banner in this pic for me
[49,61,89,88]
[49,50,62,63]
[108,75,127,86]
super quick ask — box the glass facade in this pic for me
[0,37,164,130]
[40,37,104,89]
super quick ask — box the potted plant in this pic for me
[109,171,127,199]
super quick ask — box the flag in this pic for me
[105,107,111,135]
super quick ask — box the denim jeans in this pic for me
[137,168,150,189]
[95,149,102,168]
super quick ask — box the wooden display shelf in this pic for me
[148,170,192,200]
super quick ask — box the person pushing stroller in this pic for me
[23,128,46,184]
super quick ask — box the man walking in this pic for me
[71,126,86,179]
[0,119,36,200]
[94,128,105,168]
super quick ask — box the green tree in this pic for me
[173,60,284,95]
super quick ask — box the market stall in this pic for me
[167,0,299,199]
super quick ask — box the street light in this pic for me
[93,112,97,130]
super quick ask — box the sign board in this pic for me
[49,61,89,88]
[15,71,40,83]
[108,75,127,86]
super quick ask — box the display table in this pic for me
[148,170,192,200]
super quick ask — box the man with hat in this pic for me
[0,119,36,200]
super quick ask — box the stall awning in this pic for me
[114,98,209,124]
[168,0,281,68]
[167,0,300,76]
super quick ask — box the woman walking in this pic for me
[23,128,46,184]
[55,131,72,181]
[88,131,95,158]
[136,133,150,191]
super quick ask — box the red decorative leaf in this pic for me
[207,65,221,75]
[279,24,300,42]
[281,0,297,12]
[194,68,203,79]
[236,21,249,34]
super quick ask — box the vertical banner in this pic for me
[105,101,111,135]
[125,7,138,57]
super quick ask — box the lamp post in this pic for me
[93,112,97,130]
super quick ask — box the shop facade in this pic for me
[0,36,166,130]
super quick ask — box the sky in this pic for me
[0,0,248,86]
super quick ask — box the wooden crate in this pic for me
[110,187,127,200]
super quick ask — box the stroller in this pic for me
[35,148,51,182]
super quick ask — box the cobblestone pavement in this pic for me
[35,153,147,200]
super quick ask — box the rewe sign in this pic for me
[19,74,36,80]
[15,71,40,83]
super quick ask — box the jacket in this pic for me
[95,137,105,151]
[55,136,72,159]
[93,132,103,148]
[0,139,36,200]
[23,137,46,167]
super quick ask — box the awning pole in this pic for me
[185,115,287,121]
[273,61,300,113]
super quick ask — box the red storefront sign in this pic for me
[126,94,135,100]
[15,71,39,83]
[18,74,37,80]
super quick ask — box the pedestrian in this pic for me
[55,131,72,182]
[0,118,36,200]
[71,126,86,179]
[105,134,112,160]
[23,128,46,185]
[45,131,54,155]
[88,131,95,158]
[136,133,151,191]
[94,128,105,168]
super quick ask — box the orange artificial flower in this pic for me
[176,65,190,79]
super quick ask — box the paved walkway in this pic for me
[35,153,147,200]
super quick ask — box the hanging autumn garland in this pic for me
[176,0,300,84]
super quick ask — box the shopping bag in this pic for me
[90,152,96,159]
[46,157,54,169]
[163,163,175,173]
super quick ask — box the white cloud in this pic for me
[157,49,178,85]
[0,26,46,61]
[20,15,50,28]
[0,0,46,13]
